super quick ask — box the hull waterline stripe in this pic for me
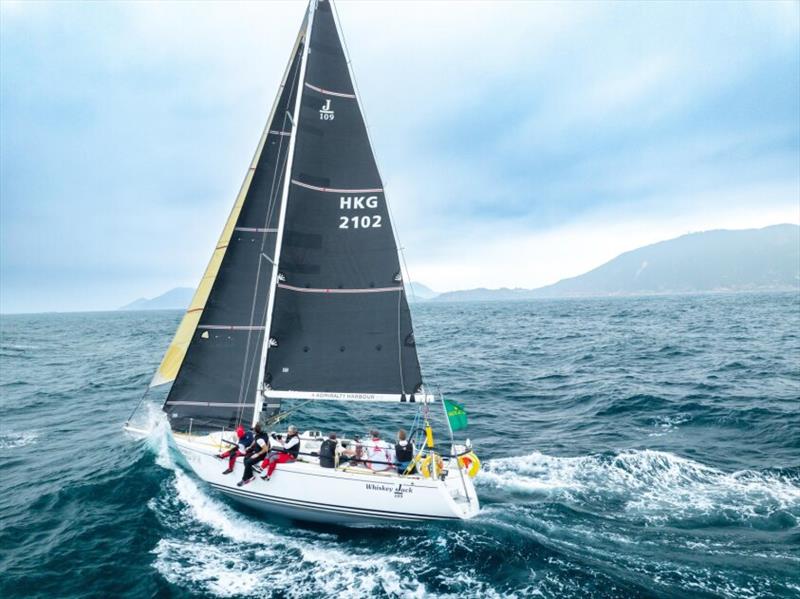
[166,401,255,407]
[209,482,460,521]
[234,227,278,233]
[304,82,356,98]
[277,283,401,294]
[290,179,383,194]
[197,325,266,331]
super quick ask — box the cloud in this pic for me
[0,1,798,312]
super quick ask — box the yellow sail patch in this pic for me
[150,26,306,390]
[150,168,256,388]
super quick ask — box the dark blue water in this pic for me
[1,293,799,598]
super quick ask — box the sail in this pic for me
[162,27,306,432]
[262,0,427,403]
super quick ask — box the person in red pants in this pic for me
[218,426,254,475]
[260,425,300,480]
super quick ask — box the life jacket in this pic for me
[253,431,270,454]
[238,431,254,452]
[318,439,337,468]
[395,439,413,463]
[283,432,300,458]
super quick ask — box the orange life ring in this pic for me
[458,452,481,477]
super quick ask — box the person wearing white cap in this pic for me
[260,425,300,481]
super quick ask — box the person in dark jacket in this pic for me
[218,425,254,475]
[318,432,340,468]
[238,423,269,486]
[395,429,415,475]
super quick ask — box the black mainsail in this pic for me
[261,0,425,404]
[160,0,427,435]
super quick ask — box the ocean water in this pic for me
[1,292,799,598]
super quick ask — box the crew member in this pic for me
[219,425,254,475]
[394,429,415,475]
[363,429,393,472]
[238,423,269,486]
[260,425,300,480]
[318,432,341,469]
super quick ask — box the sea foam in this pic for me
[147,424,431,598]
[478,449,800,527]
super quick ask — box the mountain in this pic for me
[407,282,438,301]
[435,224,800,301]
[120,287,194,310]
[124,225,798,307]
[535,224,799,296]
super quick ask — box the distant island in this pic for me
[122,224,799,309]
[120,287,195,311]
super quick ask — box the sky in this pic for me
[1,0,798,313]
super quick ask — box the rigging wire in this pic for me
[124,388,149,426]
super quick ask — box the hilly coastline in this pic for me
[122,225,799,309]
[435,224,799,302]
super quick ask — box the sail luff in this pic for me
[252,0,317,426]
[150,22,308,390]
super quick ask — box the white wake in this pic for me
[145,419,432,598]
[478,449,800,525]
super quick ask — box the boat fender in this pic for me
[417,454,444,478]
[458,452,481,478]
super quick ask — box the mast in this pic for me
[253,0,317,426]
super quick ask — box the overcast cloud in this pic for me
[1,0,798,313]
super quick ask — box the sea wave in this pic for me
[478,449,800,528]
[0,431,39,450]
[146,426,434,598]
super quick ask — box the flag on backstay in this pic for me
[444,399,468,431]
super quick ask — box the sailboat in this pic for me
[128,0,480,524]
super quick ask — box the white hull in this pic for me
[173,431,480,524]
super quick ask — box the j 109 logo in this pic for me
[320,99,334,121]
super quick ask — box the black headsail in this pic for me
[261,0,427,404]
[162,23,307,432]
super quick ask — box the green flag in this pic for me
[444,399,468,431]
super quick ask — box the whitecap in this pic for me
[477,449,800,526]
[0,430,39,450]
